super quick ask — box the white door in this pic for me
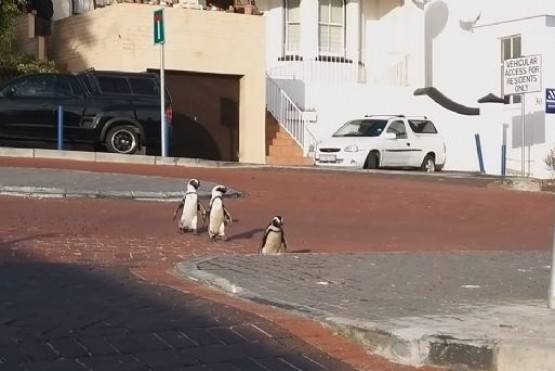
[381,121,412,167]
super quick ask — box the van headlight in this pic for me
[344,145,359,152]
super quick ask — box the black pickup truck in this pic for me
[0,70,172,154]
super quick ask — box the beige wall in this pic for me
[16,4,266,163]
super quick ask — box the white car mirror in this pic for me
[383,132,396,140]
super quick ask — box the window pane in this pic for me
[53,76,72,97]
[388,121,407,138]
[329,25,343,52]
[408,120,438,134]
[513,36,521,58]
[97,76,131,94]
[12,75,57,98]
[330,0,343,24]
[319,25,330,52]
[287,0,300,23]
[67,76,83,95]
[129,78,156,96]
[287,24,300,51]
[319,0,330,22]
[502,38,511,61]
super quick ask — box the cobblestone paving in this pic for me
[0,225,436,370]
[0,167,240,199]
[0,262,355,371]
[190,252,551,320]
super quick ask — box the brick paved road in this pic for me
[1,157,553,254]
[1,157,553,371]
[0,260,357,371]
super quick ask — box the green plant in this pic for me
[0,0,56,84]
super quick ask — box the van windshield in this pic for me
[332,119,388,137]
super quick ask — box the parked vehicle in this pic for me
[0,70,172,155]
[315,115,446,172]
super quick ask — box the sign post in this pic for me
[503,54,542,177]
[154,9,167,157]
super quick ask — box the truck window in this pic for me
[129,78,157,96]
[66,76,84,95]
[97,76,131,94]
[408,120,438,134]
[5,75,69,98]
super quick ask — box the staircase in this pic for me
[266,112,314,166]
[265,75,316,166]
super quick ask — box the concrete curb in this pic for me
[0,185,242,202]
[0,146,505,182]
[175,258,553,371]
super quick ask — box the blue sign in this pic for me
[546,88,555,114]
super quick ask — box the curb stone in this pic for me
[0,186,243,202]
[176,258,514,371]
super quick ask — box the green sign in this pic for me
[153,9,165,45]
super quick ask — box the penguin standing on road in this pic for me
[208,185,232,241]
[260,216,287,255]
[173,178,206,234]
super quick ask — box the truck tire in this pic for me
[364,152,380,169]
[420,154,436,173]
[106,125,139,155]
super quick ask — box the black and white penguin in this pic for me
[173,178,206,234]
[208,185,232,240]
[260,216,287,255]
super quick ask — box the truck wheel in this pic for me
[106,126,139,155]
[364,152,379,169]
[421,155,436,173]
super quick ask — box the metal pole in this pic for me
[160,42,167,157]
[549,213,555,309]
[521,94,526,176]
[475,134,485,174]
[501,124,508,177]
[57,105,63,150]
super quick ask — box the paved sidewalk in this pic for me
[0,167,241,201]
[177,252,555,371]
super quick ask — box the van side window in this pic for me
[386,121,408,139]
[408,120,438,134]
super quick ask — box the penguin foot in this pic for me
[221,235,228,241]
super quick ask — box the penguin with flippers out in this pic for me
[208,185,232,241]
[173,178,207,234]
[260,216,287,255]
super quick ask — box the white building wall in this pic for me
[362,0,422,86]
[261,0,555,178]
[429,1,555,178]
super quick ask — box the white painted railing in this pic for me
[266,75,318,156]
[267,52,365,84]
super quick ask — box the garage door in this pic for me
[150,70,240,162]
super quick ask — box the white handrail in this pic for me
[265,75,317,156]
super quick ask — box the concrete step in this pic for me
[266,156,315,166]
[267,149,303,158]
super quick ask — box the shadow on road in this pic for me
[228,228,265,242]
[0,236,353,371]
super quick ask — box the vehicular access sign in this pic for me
[503,55,542,95]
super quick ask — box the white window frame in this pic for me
[318,0,346,56]
[284,0,301,56]
[501,34,522,104]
